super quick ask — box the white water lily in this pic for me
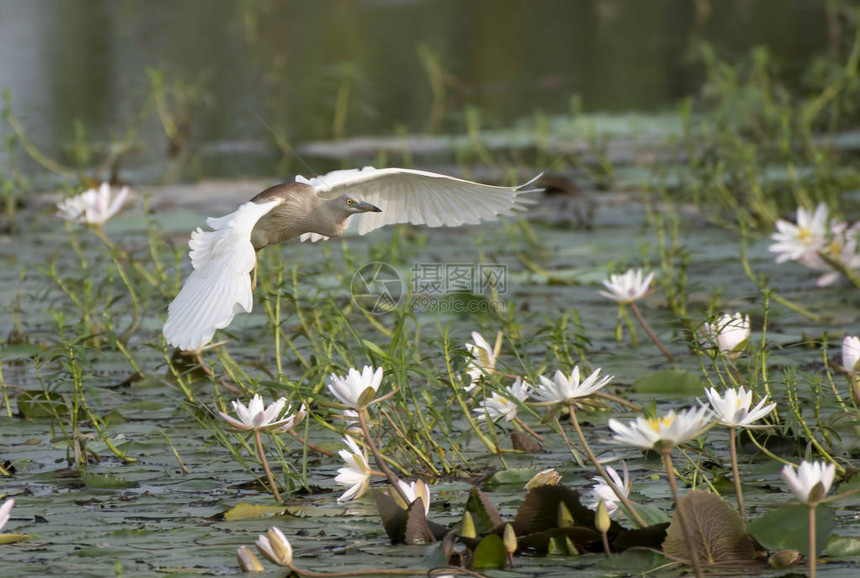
[704,386,775,428]
[463,331,502,389]
[0,498,13,531]
[588,464,630,517]
[218,394,302,432]
[769,203,830,264]
[390,479,431,515]
[782,460,836,506]
[530,366,612,406]
[525,468,562,489]
[255,526,293,566]
[701,313,751,355]
[335,436,372,502]
[608,406,713,451]
[56,182,130,225]
[842,335,860,374]
[599,269,654,304]
[327,366,383,409]
[474,377,532,422]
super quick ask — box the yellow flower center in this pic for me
[798,227,813,243]
[647,415,674,432]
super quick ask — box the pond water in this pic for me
[0,0,836,182]
[2,2,860,577]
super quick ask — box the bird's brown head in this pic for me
[340,195,382,215]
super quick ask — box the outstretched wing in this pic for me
[163,199,281,351]
[296,167,541,236]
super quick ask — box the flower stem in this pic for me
[629,302,675,362]
[728,426,745,522]
[357,408,411,505]
[254,429,281,502]
[568,406,648,529]
[809,504,818,578]
[662,450,703,578]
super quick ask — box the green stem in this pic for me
[629,302,675,361]
[662,449,704,578]
[809,504,818,578]
[728,426,745,522]
[357,408,411,505]
[568,406,648,529]
[254,428,281,502]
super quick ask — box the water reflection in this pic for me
[0,0,831,181]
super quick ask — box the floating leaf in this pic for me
[223,502,288,521]
[596,548,670,573]
[0,533,31,545]
[633,369,707,397]
[472,533,506,570]
[662,490,757,564]
[824,534,860,558]
[748,505,836,557]
[80,471,139,490]
[484,467,547,489]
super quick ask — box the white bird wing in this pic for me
[163,199,281,351]
[296,166,541,236]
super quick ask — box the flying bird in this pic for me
[163,166,541,351]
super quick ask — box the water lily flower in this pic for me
[525,468,562,489]
[255,526,293,566]
[842,335,860,374]
[218,394,302,432]
[462,331,502,389]
[769,203,830,264]
[328,366,383,409]
[782,460,836,506]
[530,366,612,406]
[599,269,654,304]
[704,386,775,428]
[701,313,751,355]
[335,436,372,502]
[390,479,431,515]
[473,377,532,422]
[608,406,713,451]
[56,182,130,225]
[0,498,13,531]
[588,464,630,517]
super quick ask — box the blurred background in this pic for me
[0,0,848,184]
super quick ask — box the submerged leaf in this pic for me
[662,490,757,564]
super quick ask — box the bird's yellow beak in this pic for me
[357,201,382,213]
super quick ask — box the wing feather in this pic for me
[300,166,540,235]
[163,199,280,351]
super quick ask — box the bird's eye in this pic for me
[347,199,353,206]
